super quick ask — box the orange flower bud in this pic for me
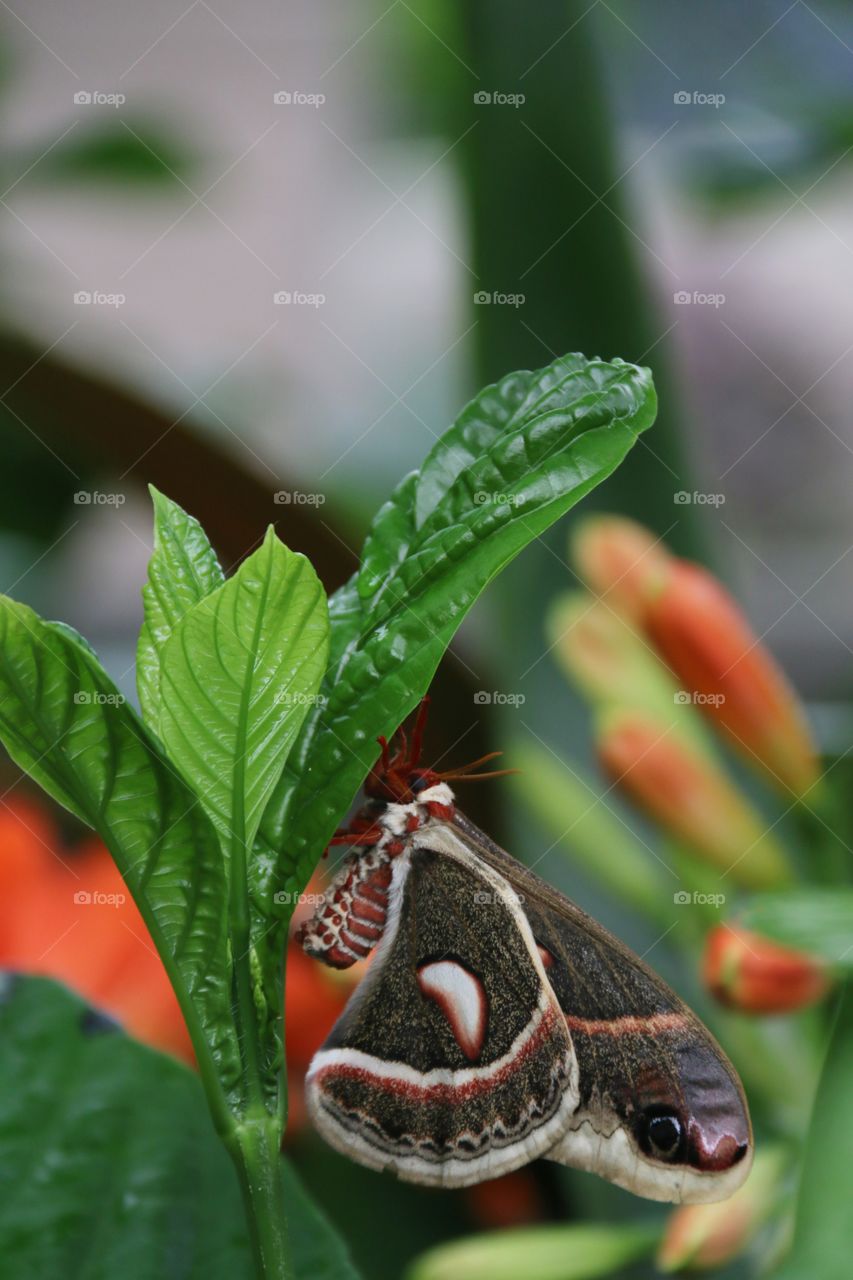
[646,560,818,797]
[658,1149,784,1271]
[597,709,791,888]
[570,516,671,623]
[548,594,709,758]
[703,924,829,1014]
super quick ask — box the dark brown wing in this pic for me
[451,810,753,1204]
[306,832,578,1187]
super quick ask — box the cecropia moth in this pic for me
[298,713,752,1204]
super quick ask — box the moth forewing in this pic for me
[450,810,754,1205]
[304,786,581,1188]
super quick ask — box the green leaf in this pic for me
[260,352,657,900]
[739,890,853,970]
[365,356,655,631]
[137,486,225,727]
[406,1223,658,1280]
[0,975,360,1280]
[159,526,329,862]
[413,356,642,529]
[774,982,853,1280]
[0,597,240,1104]
[358,471,419,600]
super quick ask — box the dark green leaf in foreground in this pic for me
[0,975,360,1280]
[406,1222,658,1280]
[739,889,853,970]
[260,353,657,901]
[0,598,240,1101]
[137,485,225,728]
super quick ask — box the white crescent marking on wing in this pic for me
[416,960,488,1060]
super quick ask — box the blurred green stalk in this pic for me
[460,0,701,554]
[407,1222,659,1280]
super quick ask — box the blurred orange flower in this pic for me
[0,797,192,1060]
[646,561,818,797]
[0,795,351,1120]
[571,517,818,797]
[596,709,790,887]
[570,515,670,622]
[703,924,829,1014]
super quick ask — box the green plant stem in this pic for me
[227,667,292,1275]
[228,842,292,1275]
[226,1116,293,1280]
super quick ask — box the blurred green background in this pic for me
[2,2,853,1277]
